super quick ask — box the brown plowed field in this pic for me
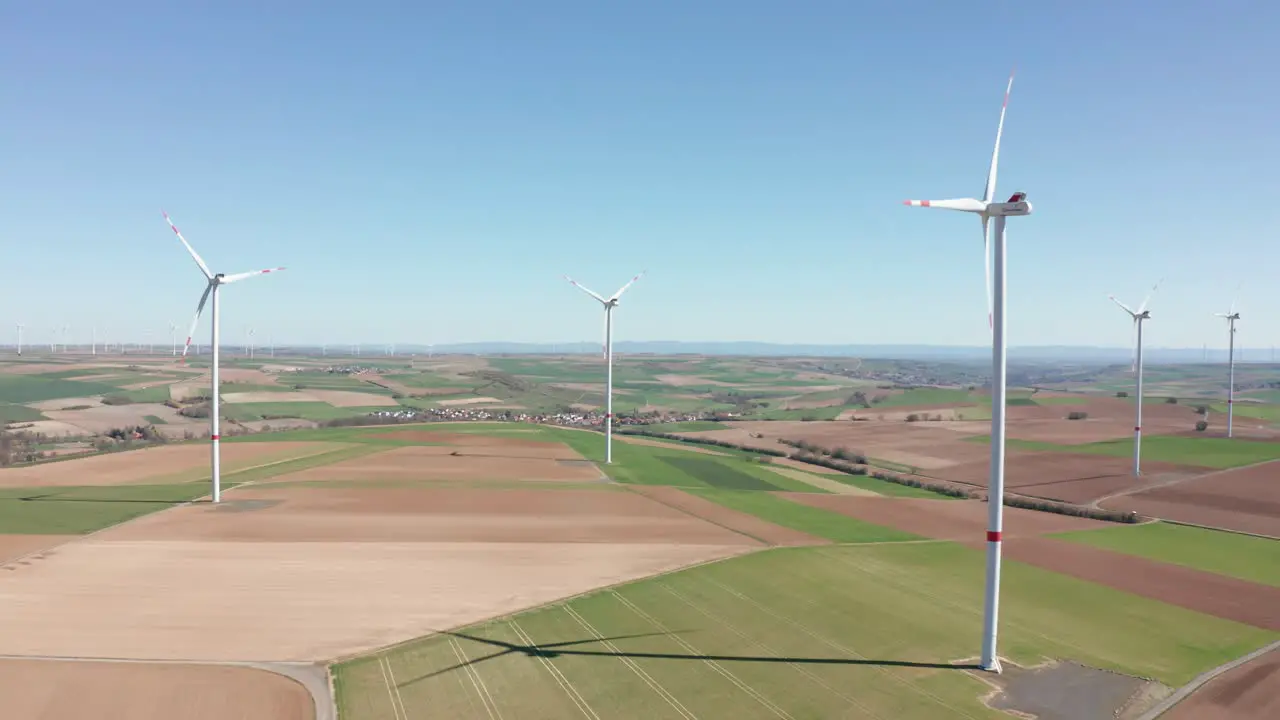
[932,451,1205,504]
[779,495,1109,542]
[0,535,75,563]
[629,486,827,546]
[272,444,602,483]
[0,442,347,488]
[0,659,312,720]
[104,486,764,546]
[689,422,992,469]
[782,495,1280,631]
[1164,648,1280,720]
[1101,460,1280,538]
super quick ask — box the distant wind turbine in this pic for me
[15,323,23,356]
[1216,288,1241,438]
[165,210,285,504]
[564,271,645,464]
[169,322,178,356]
[1110,279,1161,477]
[901,69,1031,675]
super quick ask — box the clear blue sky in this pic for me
[3,0,1277,350]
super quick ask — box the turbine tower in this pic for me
[564,271,645,465]
[902,70,1031,674]
[15,323,23,356]
[165,211,285,504]
[1110,280,1160,477]
[169,322,178,356]
[1216,293,1241,438]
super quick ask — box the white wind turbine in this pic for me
[1216,289,1241,438]
[169,322,178,356]
[564,271,645,464]
[902,70,1031,675]
[1109,279,1161,477]
[165,211,285,503]
[15,323,23,356]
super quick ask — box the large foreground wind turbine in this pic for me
[1110,280,1160,476]
[1216,292,1241,438]
[564,271,645,464]
[165,211,285,503]
[902,70,1031,674]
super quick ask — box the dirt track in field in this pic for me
[628,486,826,546]
[0,442,345,488]
[616,435,729,455]
[783,495,1280,630]
[0,535,76,563]
[1164,648,1280,720]
[0,658,312,720]
[1101,459,1280,538]
[272,444,603,483]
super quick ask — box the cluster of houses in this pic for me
[364,406,715,429]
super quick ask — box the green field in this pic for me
[334,543,1275,720]
[642,421,728,433]
[874,388,976,407]
[828,472,955,499]
[0,375,121,404]
[222,401,391,422]
[0,483,211,534]
[1055,522,1280,587]
[686,489,922,543]
[0,402,46,424]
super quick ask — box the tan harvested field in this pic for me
[688,422,992,469]
[0,659,313,720]
[302,389,398,407]
[372,430,576,449]
[0,441,348,488]
[436,395,502,406]
[45,403,196,434]
[222,391,312,403]
[11,420,86,437]
[933,451,1205,505]
[0,535,76,563]
[28,396,103,411]
[0,519,752,660]
[763,465,877,495]
[269,444,602,483]
[1102,459,1280,538]
[655,373,737,387]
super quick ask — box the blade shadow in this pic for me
[398,628,976,689]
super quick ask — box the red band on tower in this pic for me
[987,531,1002,543]
[1134,426,1141,432]
[211,434,220,441]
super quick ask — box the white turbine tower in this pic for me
[902,70,1031,674]
[165,211,285,504]
[169,322,178,356]
[564,271,645,465]
[1110,279,1160,477]
[15,323,23,356]
[1216,291,1241,439]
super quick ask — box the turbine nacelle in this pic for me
[987,192,1032,217]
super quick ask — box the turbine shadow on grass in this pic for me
[398,629,976,688]
[10,493,190,505]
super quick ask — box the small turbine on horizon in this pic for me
[1216,288,1242,439]
[901,69,1031,675]
[166,211,285,504]
[1110,279,1161,477]
[565,271,645,465]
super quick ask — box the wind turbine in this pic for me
[901,70,1031,674]
[165,211,285,504]
[15,323,23,356]
[1216,290,1241,438]
[169,322,178,356]
[564,271,645,464]
[1110,279,1161,477]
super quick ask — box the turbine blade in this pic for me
[901,198,986,212]
[609,271,646,302]
[564,275,607,304]
[983,70,1015,204]
[181,282,214,360]
[221,267,286,284]
[1137,278,1163,314]
[982,217,993,334]
[163,211,214,280]
[1109,295,1136,316]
